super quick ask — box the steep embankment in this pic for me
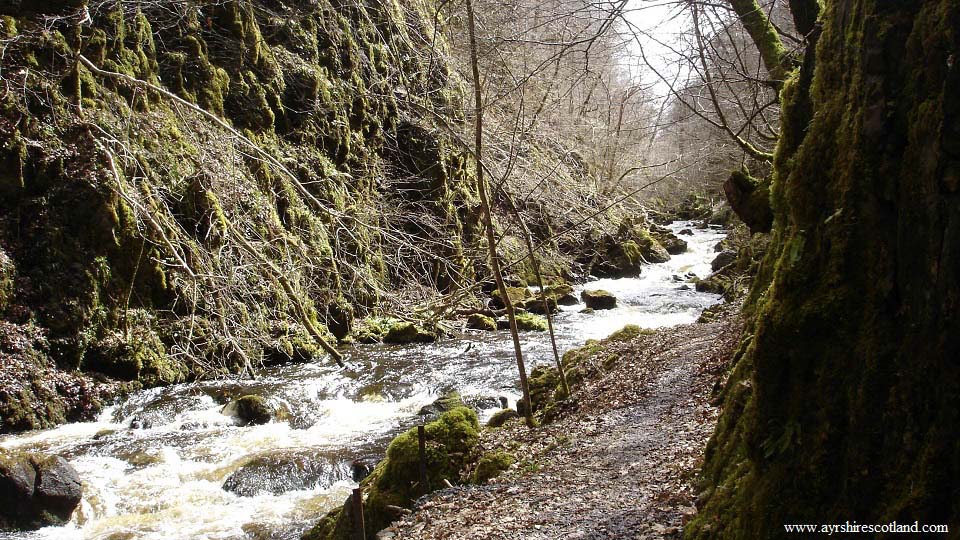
[0,0,479,431]
[0,1,676,434]
[689,1,960,537]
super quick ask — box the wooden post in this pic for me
[417,424,428,494]
[351,487,365,540]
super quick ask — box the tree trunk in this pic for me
[464,0,534,426]
[690,1,960,537]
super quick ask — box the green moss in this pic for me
[472,451,515,483]
[513,312,547,332]
[486,408,519,428]
[466,313,496,331]
[304,407,480,540]
[383,321,437,344]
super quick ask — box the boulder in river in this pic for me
[465,313,496,331]
[221,450,352,496]
[650,226,688,255]
[678,228,694,236]
[711,250,737,271]
[581,289,617,310]
[382,322,437,344]
[0,451,82,531]
[222,395,273,426]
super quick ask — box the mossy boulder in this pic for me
[465,313,496,331]
[710,250,737,271]
[351,317,393,344]
[303,407,480,540]
[471,452,515,483]
[222,395,273,426]
[382,322,437,344]
[489,286,531,309]
[0,451,82,531]
[514,312,548,332]
[486,408,519,428]
[522,295,558,315]
[581,289,616,310]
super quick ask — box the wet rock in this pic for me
[580,307,595,314]
[556,292,579,306]
[678,228,694,236]
[351,457,379,482]
[222,451,352,496]
[678,284,691,291]
[419,391,465,417]
[465,313,496,331]
[711,250,737,271]
[581,289,617,310]
[522,295,558,315]
[0,451,82,531]
[222,395,273,426]
[651,227,688,255]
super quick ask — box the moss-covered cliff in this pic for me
[689,1,960,536]
[0,0,480,431]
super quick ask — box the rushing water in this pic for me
[0,222,725,540]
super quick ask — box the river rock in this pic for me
[651,227,688,255]
[0,451,82,531]
[678,228,694,236]
[383,322,437,344]
[222,395,273,426]
[221,451,352,496]
[581,289,617,310]
[711,250,737,271]
[465,313,496,331]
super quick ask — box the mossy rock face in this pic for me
[303,407,480,540]
[581,289,616,310]
[486,408,519,428]
[471,451,515,483]
[465,313,496,331]
[383,322,437,344]
[84,328,184,387]
[222,395,273,426]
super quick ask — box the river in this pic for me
[0,222,725,540]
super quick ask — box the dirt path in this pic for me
[384,310,741,540]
